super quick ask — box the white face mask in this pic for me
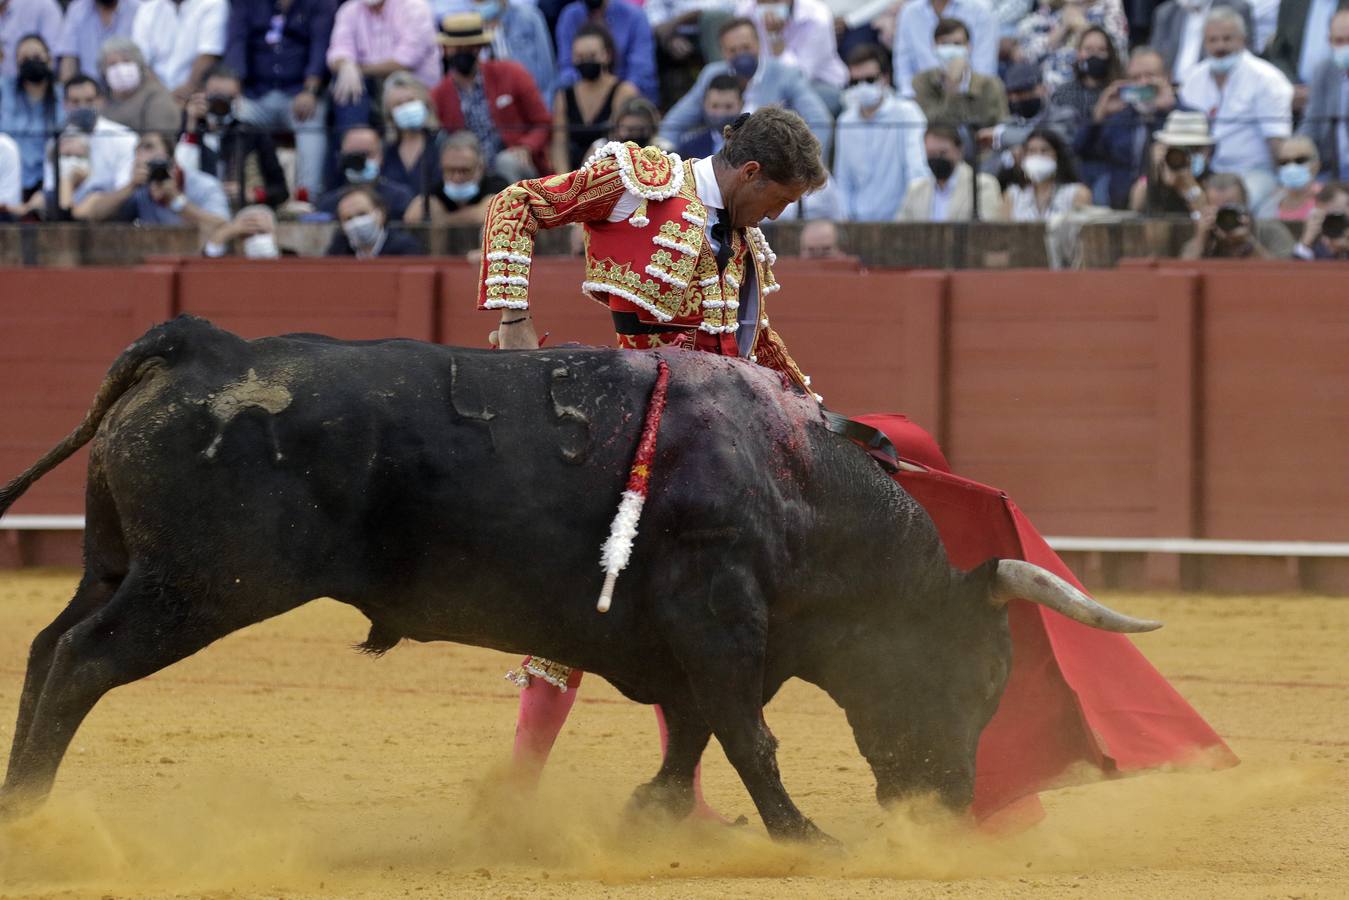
[59,155,91,178]
[759,2,789,20]
[843,80,885,110]
[343,212,383,247]
[1022,153,1058,183]
[105,61,142,94]
[243,232,280,259]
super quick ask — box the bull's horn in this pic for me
[990,560,1163,633]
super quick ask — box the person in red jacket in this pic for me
[430,12,553,182]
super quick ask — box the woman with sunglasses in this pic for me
[1257,135,1322,221]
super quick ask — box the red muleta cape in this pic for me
[854,413,1239,825]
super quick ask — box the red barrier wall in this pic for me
[2,259,1346,589]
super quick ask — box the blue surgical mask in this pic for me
[729,52,758,80]
[1334,45,1349,71]
[442,179,479,202]
[759,2,789,20]
[67,107,98,133]
[1208,51,1239,74]
[477,0,502,20]
[1190,153,1208,179]
[346,159,380,184]
[1278,162,1312,189]
[392,100,427,130]
[933,44,968,66]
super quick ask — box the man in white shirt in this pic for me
[131,0,228,100]
[833,43,928,221]
[42,75,137,207]
[1149,0,1255,84]
[892,0,996,96]
[1179,6,1292,212]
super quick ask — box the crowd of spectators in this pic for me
[1,0,1348,261]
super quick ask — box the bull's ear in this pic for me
[964,557,1002,606]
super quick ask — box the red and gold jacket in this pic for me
[477,141,809,389]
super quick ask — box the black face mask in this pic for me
[927,155,955,181]
[95,0,118,6]
[446,50,478,76]
[1077,55,1110,81]
[18,58,50,84]
[622,131,653,146]
[576,61,603,81]
[584,0,604,10]
[1009,96,1042,119]
[67,107,98,133]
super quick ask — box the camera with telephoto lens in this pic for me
[1321,211,1348,239]
[147,158,173,183]
[1214,204,1246,233]
[1164,147,1191,172]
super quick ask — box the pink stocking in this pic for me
[511,666,584,788]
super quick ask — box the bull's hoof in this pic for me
[626,779,696,823]
[0,788,42,824]
[774,816,840,847]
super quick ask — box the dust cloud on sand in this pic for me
[1,573,1346,898]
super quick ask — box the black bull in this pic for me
[0,317,1159,841]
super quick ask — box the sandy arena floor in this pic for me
[0,570,1345,899]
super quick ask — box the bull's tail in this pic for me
[0,322,178,520]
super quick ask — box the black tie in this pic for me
[711,207,733,272]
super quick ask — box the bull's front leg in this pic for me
[655,559,832,843]
[628,700,710,821]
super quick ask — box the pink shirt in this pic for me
[326,0,440,87]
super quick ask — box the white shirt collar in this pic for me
[692,154,723,212]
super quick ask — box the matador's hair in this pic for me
[718,107,828,190]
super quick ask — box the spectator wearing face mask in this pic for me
[645,0,732,99]
[131,0,229,102]
[833,43,927,222]
[326,183,425,256]
[317,125,415,219]
[0,33,61,207]
[431,12,552,182]
[0,0,61,81]
[326,0,440,133]
[176,64,289,209]
[554,0,657,102]
[98,37,179,134]
[1266,0,1348,114]
[1299,9,1349,182]
[892,0,997,97]
[735,0,847,110]
[981,60,1075,155]
[74,128,230,234]
[675,73,742,158]
[1129,109,1214,214]
[404,129,506,224]
[467,0,555,111]
[1048,26,1123,145]
[55,0,142,83]
[911,18,1008,135]
[1149,0,1255,83]
[380,70,442,197]
[1178,7,1293,214]
[1017,0,1128,93]
[1179,170,1295,257]
[1292,180,1349,258]
[898,123,1004,221]
[551,23,638,172]
[1257,135,1323,219]
[1002,128,1092,220]
[42,74,136,208]
[204,204,296,257]
[658,17,832,154]
[225,0,335,199]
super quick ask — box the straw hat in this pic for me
[1153,110,1216,147]
[438,12,494,47]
